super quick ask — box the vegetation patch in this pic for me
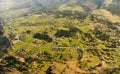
[33,33,53,42]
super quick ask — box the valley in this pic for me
[0,0,120,74]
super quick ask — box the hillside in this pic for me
[0,0,120,74]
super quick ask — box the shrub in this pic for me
[33,33,53,42]
[55,30,71,37]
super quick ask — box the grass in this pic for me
[97,44,106,49]
[92,9,120,23]
[58,4,84,12]
[80,26,90,33]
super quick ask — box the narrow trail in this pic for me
[7,18,20,41]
